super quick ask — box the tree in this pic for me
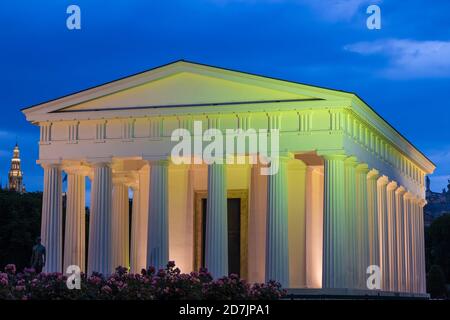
[426,214,450,284]
[427,265,447,298]
[0,190,42,271]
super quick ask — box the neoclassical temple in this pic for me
[22,60,435,296]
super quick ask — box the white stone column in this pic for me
[205,162,228,278]
[367,170,380,276]
[130,166,149,273]
[88,162,113,275]
[130,185,141,273]
[266,157,289,288]
[411,197,420,293]
[395,187,406,292]
[418,199,427,294]
[344,157,358,288]
[322,154,346,289]
[377,175,390,291]
[248,163,267,283]
[63,170,86,273]
[305,166,324,289]
[111,178,129,270]
[356,163,370,289]
[147,160,169,270]
[403,192,413,293]
[386,181,398,292]
[409,199,417,293]
[41,164,63,273]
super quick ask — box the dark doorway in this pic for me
[201,198,241,276]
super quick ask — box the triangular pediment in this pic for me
[22,60,355,120]
[59,72,318,112]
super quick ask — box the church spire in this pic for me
[8,143,25,193]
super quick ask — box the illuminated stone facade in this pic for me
[22,61,435,296]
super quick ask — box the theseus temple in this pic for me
[22,61,435,297]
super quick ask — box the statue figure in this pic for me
[30,237,46,273]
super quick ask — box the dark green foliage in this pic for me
[427,265,447,298]
[0,190,42,271]
[426,214,450,283]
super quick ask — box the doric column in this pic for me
[344,156,358,288]
[322,154,346,289]
[248,163,267,283]
[377,175,390,291]
[130,185,141,273]
[305,166,324,289]
[418,199,427,294]
[386,181,398,292]
[147,160,169,270]
[356,163,370,289]
[266,156,289,288]
[88,162,113,275]
[367,170,380,275]
[403,192,414,293]
[411,197,420,293]
[63,169,86,273]
[205,162,228,278]
[111,177,130,270]
[41,163,63,273]
[131,165,149,272]
[395,186,406,292]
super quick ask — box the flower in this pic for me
[0,261,286,300]
[5,264,16,274]
[23,267,36,274]
[101,285,112,294]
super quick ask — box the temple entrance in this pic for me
[194,190,248,278]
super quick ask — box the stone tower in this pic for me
[8,143,25,193]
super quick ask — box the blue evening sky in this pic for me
[0,0,449,192]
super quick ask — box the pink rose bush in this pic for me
[0,261,286,300]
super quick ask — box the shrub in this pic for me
[0,262,286,300]
[427,264,447,299]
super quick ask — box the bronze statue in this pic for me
[30,237,46,273]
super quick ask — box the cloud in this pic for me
[344,39,450,78]
[208,0,378,21]
[297,0,378,22]
[0,130,14,139]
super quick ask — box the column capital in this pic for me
[63,165,90,176]
[367,168,379,180]
[387,181,398,191]
[143,158,170,166]
[411,195,422,204]
[112,175,130,186]
[395,186,407,196]
[418,198,427,208]
[258,152,293,165]
[39,160,62,169]
[404,191,415,200]
[344,156,359,167]
[356,163,369,173]
[377,175,389,186]
[322,154,347,161]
